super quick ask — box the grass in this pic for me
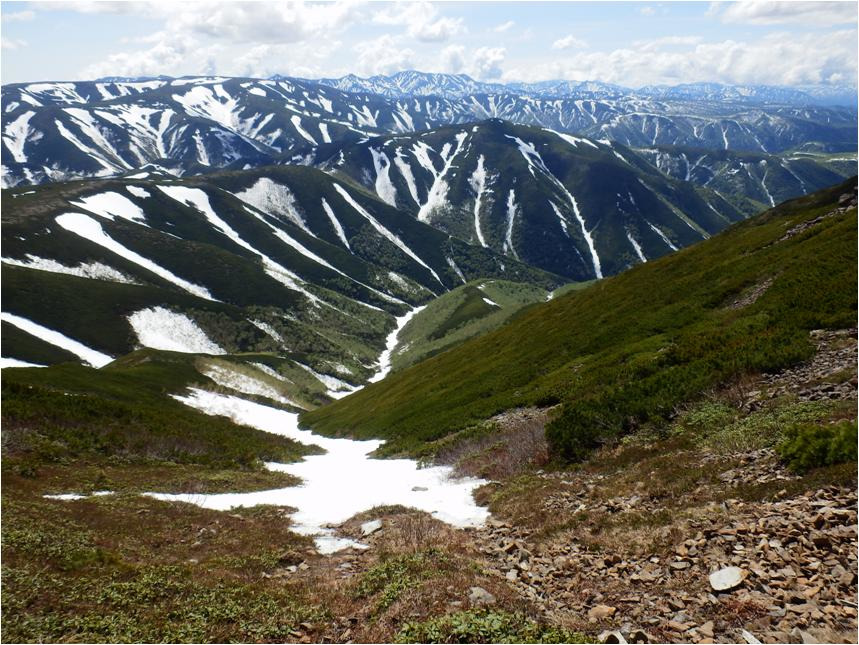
[301,178,857,461]
[396,609,594,644]
[393,279,552,371]
[1,351,316,473]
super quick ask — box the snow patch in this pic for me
[71,191,147,225]
[369,306,427,383]
[1,312,114,368]
[54,213,214,300]
[2,254,138,284]
[128,306,225,354]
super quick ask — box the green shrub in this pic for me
[396,609,593,643]
[777,421,858,472]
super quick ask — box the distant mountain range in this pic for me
[314,71,858,107]
[2,73,855,189]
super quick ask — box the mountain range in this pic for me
[3,73,856,189]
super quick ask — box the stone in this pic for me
[588,604,617,621]
[411,486,428,492]
[468,586,496,606]
[699,621,714,638]
[740,629,762,644]
[709,566,746,591]
[506,569,518,582]
[598,630,628,644]
[360,519,382,536]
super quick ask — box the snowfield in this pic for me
[146,389,489,553]
[127,306,225,354]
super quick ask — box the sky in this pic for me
[1,0,857,88]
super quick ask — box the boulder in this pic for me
[709,566,746,591]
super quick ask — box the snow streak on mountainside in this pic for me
[324,120,753,280]
[1,165,561,385]
[2,74,855,188]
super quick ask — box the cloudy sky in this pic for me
[1,1,856,87]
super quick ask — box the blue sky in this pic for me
[1,1,856,87]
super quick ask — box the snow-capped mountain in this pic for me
[319,120,749,280]
[3,75,856,188]
[319,72,857,107]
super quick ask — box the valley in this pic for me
[1,69,856,645]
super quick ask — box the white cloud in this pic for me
[633,36,703,51]
[470,46,506,80]
[711,1,857,26]
[81,32,195,79]
[640,6,656,16]
[504,30,857,88]
[2,10,36,22]
[354,35,415,76]
[494,20,515,33]
[373,1,464,42]
[441,44,466,74]
[552,35,588,50]
[1,38,28,50]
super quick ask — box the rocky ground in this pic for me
[264,329,857,644]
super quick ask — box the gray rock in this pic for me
[360,519,382,536]
[709,566,746,591]
[468,586,496,606]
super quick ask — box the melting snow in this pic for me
[626,230,647,263]
[320,198,351,250]
[126,186,150,199]
[1,312,114,368]
[144,390,488,553]
[3,111,35,163]
[334,184,443,286]
[368,306,426,383]
[0,357,46,369]
[369,148,398,206]
[55,212,215,300]
[233,178,311,234]
[71,191,148,225]
[318,122,332,144]
[646,221,679,251]
[482,297,499,307]
[469,155,489,248]
[290,115,318,145]
[504,190,519,259]
[201,362,306,409]
[127,306,225,354]
[2,254,138,284]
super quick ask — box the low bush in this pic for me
[777,421,858,473]
[395,609,593,643]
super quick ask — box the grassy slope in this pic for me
[391,279,550,371]
[301,178,857,458]
[1,350,315,474]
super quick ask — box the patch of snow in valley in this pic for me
[482,297,499,307]
[320,198,351,250]
[318,122,332,144]
[201,362,307,409]
[54,212,215,300]
[144,390,489,553]
[368,305,426,383]
[393,148,420,205]
[127,306,225,354]
[504,190,519,259]
[71,191,148,225]
[646,221,679,251]
[2,254,138,284]
[1,312,114,368]
[468,155,489,248]
[626,230,647,262]
[250,319,285,345]
[3,111,36,163]
[295,362,360,399]
[370,148,398,206]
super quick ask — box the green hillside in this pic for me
[390,279,549,371]
[301,178,858,459]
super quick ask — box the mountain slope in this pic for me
[300,178,858,458]
[1,165,560,398]
[4,75,856,188]
[321,119,747,279]
[635,145,855,210]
